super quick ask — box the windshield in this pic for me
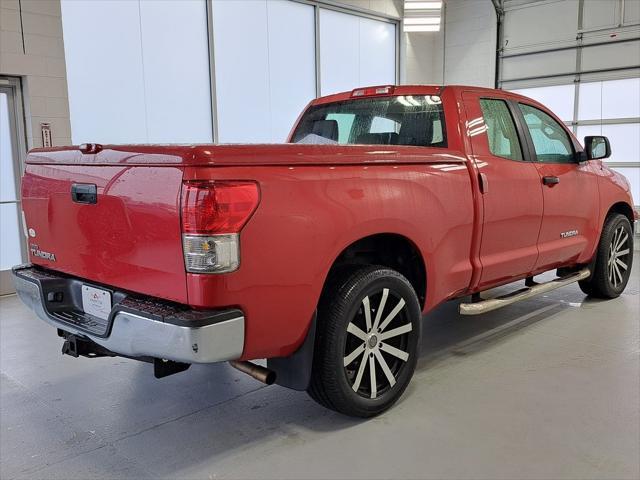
[291,95,447,148]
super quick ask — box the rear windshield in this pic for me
[291,95,447,148]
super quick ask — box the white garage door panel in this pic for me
[578,78,640,121]
[582,41,640,72]
[512,85,575,121]
[503,1,578,51]
[624,0,640,24]
[139,0,212,143]
[577,124,640,164]
[612,167,640,205]
[582,0,620,30]
[501,50,575,81]
[61,0,147,144]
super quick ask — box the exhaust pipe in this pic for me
[229,360,276,385]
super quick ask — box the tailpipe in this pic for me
[229,360,276,385]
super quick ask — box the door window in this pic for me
[519,103,574,163]
[479,99,523,161]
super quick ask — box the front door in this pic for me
[515,102,600,271]
[462,92,544,289]
[0,77,27,295]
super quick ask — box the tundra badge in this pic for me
[29,244,56,261]
[560,230,578,238]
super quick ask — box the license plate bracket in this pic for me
[81,285,112,321]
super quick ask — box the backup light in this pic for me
[181,181,259,273]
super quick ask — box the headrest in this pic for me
[311,120,339,142]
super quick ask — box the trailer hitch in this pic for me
[60,333,116,359]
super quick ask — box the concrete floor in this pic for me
[1,263,639,480]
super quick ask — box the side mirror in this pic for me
[584,136,611,160]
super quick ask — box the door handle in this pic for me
[542,176,560,186]
[71,183,97,204]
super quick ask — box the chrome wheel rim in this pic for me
[608,226,630,288]
[343,288,412,399]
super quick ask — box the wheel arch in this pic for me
[322,233,427,309]
[606,201,635,228]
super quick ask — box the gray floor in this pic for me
[1,263,639,480]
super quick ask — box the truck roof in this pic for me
[311,84,536,106]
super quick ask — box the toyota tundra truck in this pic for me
[13,85,636,417]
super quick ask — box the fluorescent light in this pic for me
[404,1,442,10]
[404,17,441,25]
[403,24,441,32]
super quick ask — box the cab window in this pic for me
[292,95,447,147]
[518,103,574,163]
[479,98,523,161]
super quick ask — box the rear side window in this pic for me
[291,95,447,148]
[518,103,574,163]
[479,99,523,161]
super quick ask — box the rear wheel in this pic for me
[579,213,633,298]
[307,266,421,417]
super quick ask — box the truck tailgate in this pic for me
[21,162,187,303]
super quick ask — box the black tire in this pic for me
[579,213,634,298]
[307,265,421,417]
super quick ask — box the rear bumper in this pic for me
[12,265,244,364]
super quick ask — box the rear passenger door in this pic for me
[515,103,599,270]
[462,92,544,289]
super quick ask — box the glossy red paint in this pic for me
[21,86,636,360]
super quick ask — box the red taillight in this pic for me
[181,181,260,234]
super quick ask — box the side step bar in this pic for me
[459,268,591,316]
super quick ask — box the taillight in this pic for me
[181,181,259,273]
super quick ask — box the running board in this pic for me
[459,268,591,316]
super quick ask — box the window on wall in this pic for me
[61,0,212,144]
[319,9,396,96]
[212,0,316,143]
[62,0,399,145]
[577,77,640,203]
[511,85,575,122]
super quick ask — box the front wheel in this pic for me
[579,213,633,298]
[307,266,421,417]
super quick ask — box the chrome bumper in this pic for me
[12,266,244,364]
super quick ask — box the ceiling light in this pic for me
[403,24,441,32]
[404,17,441,25]
[404,1,442,10]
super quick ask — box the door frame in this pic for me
[1,76,28,295]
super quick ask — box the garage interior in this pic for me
[1,0,639,479]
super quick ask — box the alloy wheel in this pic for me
[608,225,631,288]
[343,288,413,399]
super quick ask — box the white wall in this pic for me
[403,0,497,87]
[443,0,496,87]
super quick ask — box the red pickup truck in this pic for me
[13,85,636,417]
